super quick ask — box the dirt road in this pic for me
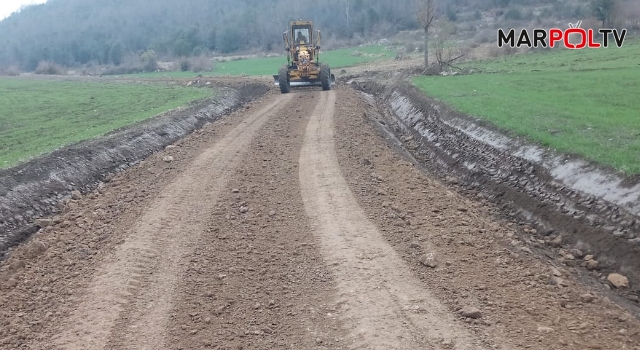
[1,86,640,349]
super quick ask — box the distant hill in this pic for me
[0,0,417,71]
[0,0,634,72]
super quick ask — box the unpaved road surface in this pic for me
[1,87,640,349]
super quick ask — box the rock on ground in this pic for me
[608,273,629,289]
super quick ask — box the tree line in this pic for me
[0,0,419,70]
[0,0,635,72]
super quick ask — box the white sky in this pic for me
[0,0,47,21]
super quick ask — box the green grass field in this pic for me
[414,41,640,174]
[136,45,394,78]
[0,78,211,168]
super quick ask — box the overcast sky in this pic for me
[0,0,47,20]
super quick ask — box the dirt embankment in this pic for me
[0,82,269,258]
[352,80,640,313]
[334,87,640,349]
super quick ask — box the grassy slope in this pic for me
[0,79,211,168]
[136,45,394,78]
[413,42,640,174]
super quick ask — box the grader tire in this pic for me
[278,66,290,94]
[320,64,331,91]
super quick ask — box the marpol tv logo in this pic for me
[498,21,627,49]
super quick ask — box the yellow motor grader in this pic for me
[273,20,335,93]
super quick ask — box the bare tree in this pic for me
[628,3,640,29]
[416,0,436,71]
[345,0,351,28]
[591,0,615,27]
[611,0,639,29]
[433,20,464,72]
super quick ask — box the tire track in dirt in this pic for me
[332,88,640,349]
[298,90,486,349]
[52,94,293,350]
[164,90,349,350]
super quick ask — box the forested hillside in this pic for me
[0,0,636,72]
[0,0,418,70]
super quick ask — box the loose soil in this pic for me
[351,80,640,315]
[0,81,268,259]
[300,91,485,349]
[334,87,640,349]
[1,83,639,350]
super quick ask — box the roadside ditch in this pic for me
[352,79,640,314]
[0,82,269,258]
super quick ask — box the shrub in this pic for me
[488,45,517,58]
[140,50,158,72]
[404,42,416,53]
[395,52,409,61]
[446,4,458,22]
[103,66,139,75]
[175,56,213,73]
[35,61,64,75]
[190,56,213,73]
[504,8,522,20]
[180,60,190,72]
[487,47,502,58]
[0,65,21,76]
[472,30,494,44]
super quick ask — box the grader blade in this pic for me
[273,74,336,87]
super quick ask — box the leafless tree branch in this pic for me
[415,0,437,71]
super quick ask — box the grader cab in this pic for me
[273,20,335,93]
